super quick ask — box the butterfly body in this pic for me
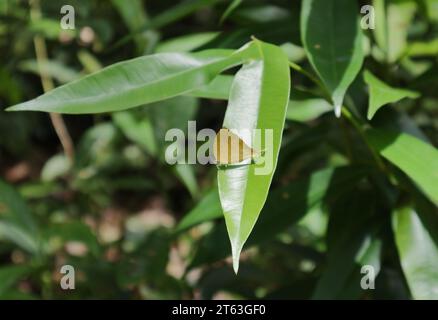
[213,128,262,166]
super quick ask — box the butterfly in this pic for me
[212,128,263,166]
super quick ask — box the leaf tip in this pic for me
[233,254,240,275]
[5,106,17,112]
[5,102,32,112]
[334,104,342,118]
[231,243,243,275]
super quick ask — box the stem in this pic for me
[29,0,75,161]
[288,60,387,172]
[288,61,332,102]
[341,108,387,172]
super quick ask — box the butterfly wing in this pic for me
[213,128,260,165]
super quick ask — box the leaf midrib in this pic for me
[12,51,244,112]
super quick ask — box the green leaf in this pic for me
[372,0,416,63]
[173,164,199,199]
[113,0,224,49]
[234,5,290,24]
[0,265,33,295]
[175,188,221,233]
[0,180,37,233]
[364,70,419,120]
[300,0,364,117]
[0,222,39,254]
[188,76,331,122]
[218,40,290,273]
[286,88,332,122]
[111,0,157,53]
[393,206,438,299]
[29,18,76,40]
[111,0,148,32]
[423,0,438,22]
[7,46,254,114]
[280,42,306,63]
[0,180,39,253]
[366,129,438,205]
[190,166,370,269]
[115,95,200,196]
[187,74,232,100]
[220,0,243,24]
[113,110,158,156]
[41,154,72,182]
[407,39,438,57]
[78,50,103,74]
[19,60,80,84]
[156,32,219,53]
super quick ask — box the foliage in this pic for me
[0,0,437,300]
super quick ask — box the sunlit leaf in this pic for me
[372,0,416,63]
[175,188,221,232]
[7,47,254,114]
[218,40,290,273]
[366,129,438,205]
[364,70,419,120]
[393,205,438,299]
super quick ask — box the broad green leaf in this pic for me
[364,70,419,120]
[372,0,416,63]
[188,76,331,122]
[41,154,72,182]
[286,89,332,122]
[19,60,80,84]
[156,32,219,53]
[393,206,438,299]
[280,42,306,62]
[113,111,158,156]
[366,129,438,205]
[175,188,221,233]
[187,75,232,100]
[7,46,254,114]
[234,5,290,24]
[218,40,290,273]
[0,222,39,254]
[300,0,364,117]
[423,0,438,22]
[190,166,371,269]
